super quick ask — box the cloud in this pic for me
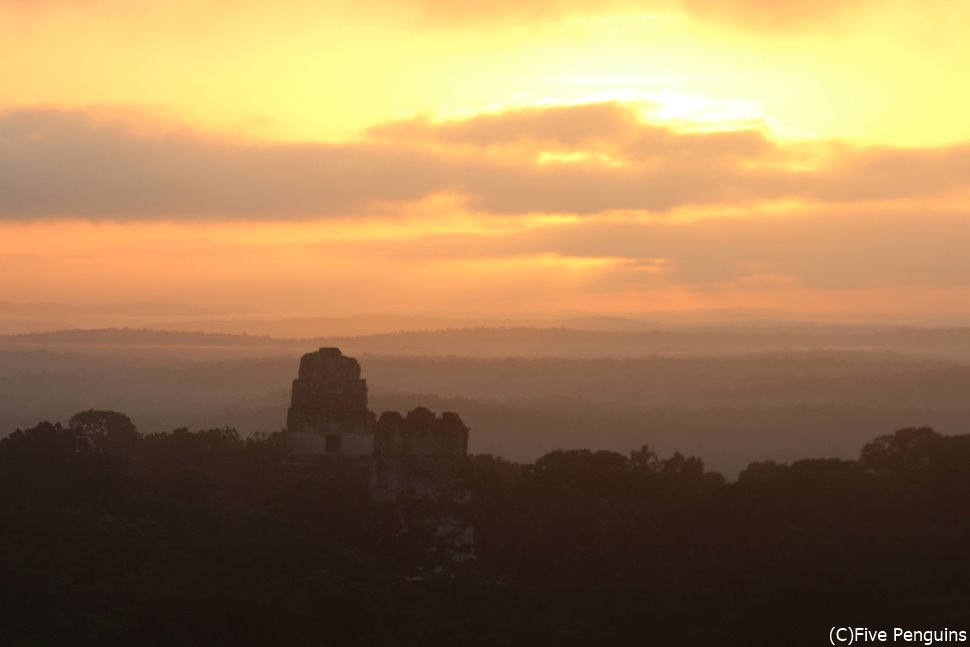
[347,208,970,290]
[370,103,642,149]
[374,0,894,30]
[371,103,772,161]
[0,0,915,30]
[0,108,452,219]
[2,104,970,220]
[680,0,871,27]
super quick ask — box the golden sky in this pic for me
[3,0,970,320]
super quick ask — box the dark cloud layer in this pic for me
[0,109,450,218]
[2,105,969,220]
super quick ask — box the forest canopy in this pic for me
[1,412,968,645]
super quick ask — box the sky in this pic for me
[3,0,970,321]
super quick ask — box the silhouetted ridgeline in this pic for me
[1,412,969,645]
[8,325,970,358]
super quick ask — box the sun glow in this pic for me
[4,1,970,319]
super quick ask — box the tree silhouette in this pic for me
[68,409,141,457]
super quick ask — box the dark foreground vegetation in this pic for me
[2,411,969,646]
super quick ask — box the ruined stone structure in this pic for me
[286,348,376,459]
[285,348,470,505]
[372,407,469,503]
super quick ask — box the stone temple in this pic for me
[286,347,377,457]
[285,348,470,504]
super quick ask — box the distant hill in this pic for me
[1,327,290,347]
[148,314,669,338]
[4,325,970,360]
[0,301,260,335]
[0,300,257,318]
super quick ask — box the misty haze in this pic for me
[5,0,970,644]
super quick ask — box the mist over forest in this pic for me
[9,0,970,641]
[5,322,970,476]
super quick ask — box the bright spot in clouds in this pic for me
[3,0,970,320]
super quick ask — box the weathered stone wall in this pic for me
[374,407,468,457]
[287,430,376,457]
[286,348,376,459]
[371,407,469,503]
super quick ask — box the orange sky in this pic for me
[3,0,970,321]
